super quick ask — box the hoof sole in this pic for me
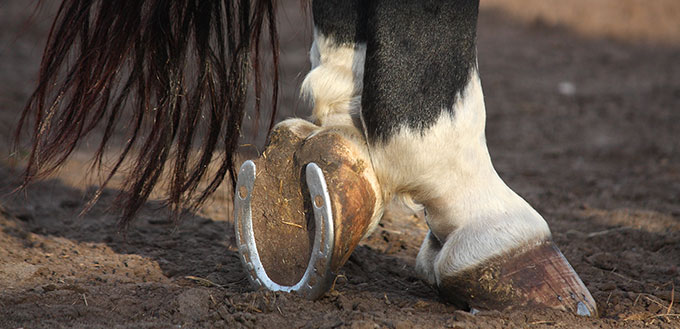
[233,124,380,299]
[234,161,335,299]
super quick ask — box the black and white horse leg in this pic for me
[361,0,596,315]
[297,0,383,235]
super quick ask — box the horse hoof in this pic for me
[437,240,597,317]
[234,125,380,299]
[234,160,335,299]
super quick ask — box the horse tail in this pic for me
[15,0,279,228]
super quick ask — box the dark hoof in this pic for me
[438,240,597,316]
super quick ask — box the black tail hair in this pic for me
[15,0,279,228]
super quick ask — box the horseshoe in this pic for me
[234,161,335,299]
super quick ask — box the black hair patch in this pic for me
[361,0,479,142]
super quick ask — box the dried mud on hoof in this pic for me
[438,240,598,316]
[247,127,311,287]
[236,124,379,298]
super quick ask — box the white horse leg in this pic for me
[368,70,595,314]
[368,69,547,279]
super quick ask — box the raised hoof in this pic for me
[438,240,597,317]
[234,160,334,299]
[234,124,379,300]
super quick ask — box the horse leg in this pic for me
[360,0,596,315]
[280,0,384,240]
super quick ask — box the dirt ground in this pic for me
[1,1,679,328]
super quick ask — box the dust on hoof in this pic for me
[250,126,311,286]
[438,240,598,317]
[294,130,378,272]
[248,125,379,289]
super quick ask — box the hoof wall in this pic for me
[438,240,597,317]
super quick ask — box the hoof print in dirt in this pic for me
[438,240,597,317]
[234,123,381,300]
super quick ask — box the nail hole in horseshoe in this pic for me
[308,275,317,287]
[238,185,248,200]
[314,195,324,208]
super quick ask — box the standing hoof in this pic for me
[234,124,380,299]
[437,240,597,317]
